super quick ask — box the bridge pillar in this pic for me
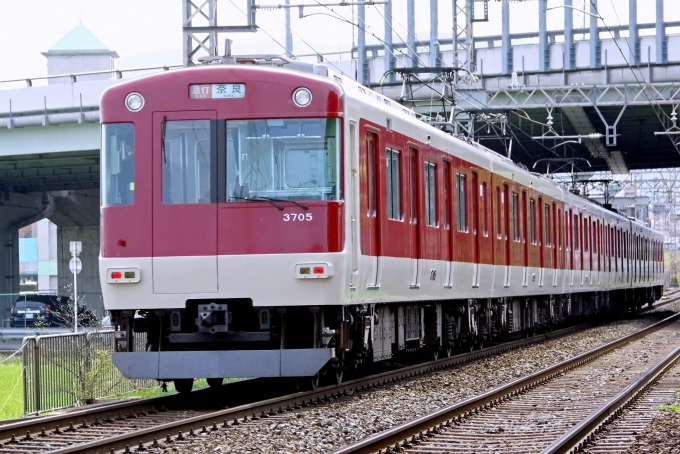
[538,0,548,72]
[48,189,103,316]
[589,0,601,68]
[430,0,439,68]
[629,0,639,65]
[656,0,667,64]
[407,0,416,67]
[384,0,395,82]
[564,0,574,71]
[501,1,511,74]
[0,193,54,295]
[357,2,367,84]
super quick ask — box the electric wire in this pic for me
[226,0,294,57]
[229,0,352,78]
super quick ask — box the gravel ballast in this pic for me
[154,311,678,454]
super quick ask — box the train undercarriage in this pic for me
[110,286,663,392]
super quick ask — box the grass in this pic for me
[0,356,24,420]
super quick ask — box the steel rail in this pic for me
[0,378,261,442]
[330,311,680,454]
[541,344,680,454]
[39,323,594,453]
[1,292,673,453]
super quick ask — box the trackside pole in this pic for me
[69,241,82,333]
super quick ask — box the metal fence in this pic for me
[0,293,106,328]
[22,331,156,415]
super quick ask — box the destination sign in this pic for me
[190,83,246,99]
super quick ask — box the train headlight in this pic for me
[295,263,334,279]
[125,92,145,112]
[292,87,312,107]
[107,267,141,283]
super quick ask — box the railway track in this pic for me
[331,312,680,454]
[0,295,676,453]
[0,322,608,453]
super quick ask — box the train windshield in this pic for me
[226,118,341,201]
[102,123,135,206]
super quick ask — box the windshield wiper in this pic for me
[262,197,308,210]
[230,196,284,211]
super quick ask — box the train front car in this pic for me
[100,65,346,390]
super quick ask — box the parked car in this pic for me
[9,300,50,327]
[9,294,96,328]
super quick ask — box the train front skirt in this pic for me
[111,348,335,379]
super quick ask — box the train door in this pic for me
[538,197,544,287]
[569,209,575,286]
[152,110,218,294]
[504,184,511,287]
[472,172,481,287]
[552,203,558,287]
[365,131,380,288]
[522,191,528,287]
[349,121,359,290]
[409,148,420,288]
[443,160,453,288]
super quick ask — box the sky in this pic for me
[0,0,679,82]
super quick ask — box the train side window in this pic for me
[511,193,520,241]
[456,172,467,231]
[583,218,589,253]
[558,208,562,249]
[529,199,536,244]
[496,187,502,239]
[573,214,580,251]
[409,151,418,223]
[424,161,437,226]
[544,204,551,247]
[386,148,402,220]
[367,133,377,215]
[162,120,213,205]
[482,182,488,236]
[102,123,135,206]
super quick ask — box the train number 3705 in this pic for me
[283,213,313,221]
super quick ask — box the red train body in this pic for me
[100,61,664,390]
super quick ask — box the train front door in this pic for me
[152,111,218,294]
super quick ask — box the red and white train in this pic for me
[100,59,664,391]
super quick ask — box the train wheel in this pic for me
[174,379,194,393]
[309,373,320,390]
[207,378,223,387]
[331,368,344,385]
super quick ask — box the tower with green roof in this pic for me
[41,22,119,84]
